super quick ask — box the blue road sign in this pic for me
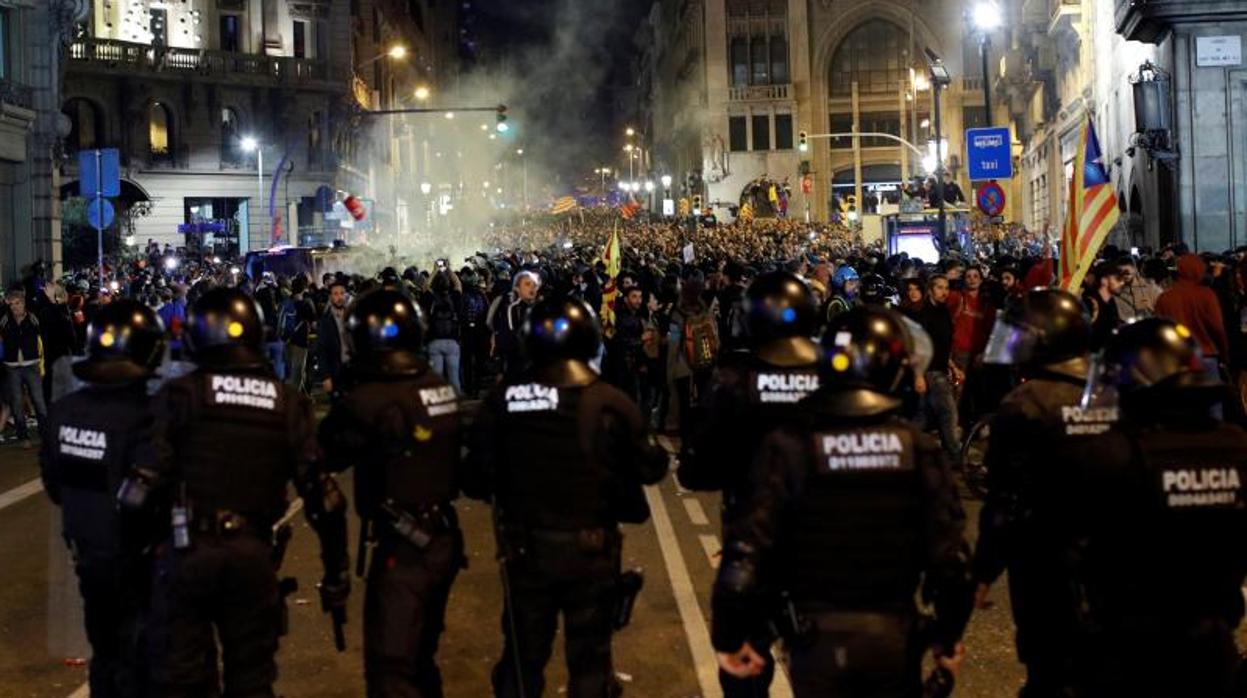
[87,197,115,229]
[965,127,1013,181]
[78,148,121,197]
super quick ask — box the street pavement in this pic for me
[1,425,1052,697]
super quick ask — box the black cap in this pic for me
[818,306,909,414]
[185,287,266,370]
[347,289,427,377]
[983,288,1089,368]
[523,298,601,366]
[745,271,817,342]
[1103,317,1223,397]
[73,300,166,385]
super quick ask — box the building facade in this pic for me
[638,0,1000,224]
[0,0,77,286]
[59,0,454,263]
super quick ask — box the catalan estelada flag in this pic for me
[600,222,622,338]
[1059,116,1120,292]
[551,196,578,215]
[619,201,641,220]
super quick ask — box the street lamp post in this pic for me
[240,136,267,245]
[924,48,952,248]
[973,2,1002,125]
[516,148,527,210]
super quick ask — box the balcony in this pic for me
[728,83,790,102]
[1115,0,1247,44]
[68,38,328,85]
[962,76,984,94]
[1048,0,1081,40]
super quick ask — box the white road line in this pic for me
[645,483,721,698]
[0,478,43,512]
[697,534,721,570]
[682,497,710,527]
[67,682,89,698]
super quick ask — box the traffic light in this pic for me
[692,194,702,214]
[496,105,509,133]
[798,130,808,152]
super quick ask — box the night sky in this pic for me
[467,0,651,182]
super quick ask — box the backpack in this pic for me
[683,309,720,370]
[462,290,488,328]
[277,298,303,342]
[430,295,459,339]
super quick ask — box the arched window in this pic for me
[220,108,241,166]
[770,36,789,84]
[149,102,172,158]
[750,37,768,85]
[63,99,102,154]
[730,37,748,86]
[829,20,909,97]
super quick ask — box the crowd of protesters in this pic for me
[2,217,1244,461]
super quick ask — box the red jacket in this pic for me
[947,288,995,359]
[1154,254,1229,359]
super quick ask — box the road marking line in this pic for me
[645,483,721,698]
[67,682,88,698]
[0,478,43,512]
[683,498,710,526]
[698,534,721,569]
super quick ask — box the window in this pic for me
[729,116,748,152]
[775,114,793,149]
[751,114,770,150]
[770,37,788,84]
[829,113,854,149]
[149,102,171,158]
[308,111,323,168]
[963,105,988,130]
[149,8,167,47]
[0,9,10,81]
[730,38,748,86]
[63,99,102,154]
[750,37,768,85]
[220,15,241,52]
[293,21,307,58]
[830,20,909,97]
[858,112,901,148]
[220,108,242,167]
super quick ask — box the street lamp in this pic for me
[420,182,432,195]
[644,181,655,193]
[625,127,635,138]
[240,136,268,244]
[972,1,1002,125]
[923,47,953,247]
[515,149,527,209]
[414,85,431,101]
[356,44,407,68]
[660,174,672,189]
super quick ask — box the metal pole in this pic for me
[257,147,266,246]
[95,150,103,285]
[933,82,947,247]
[981,34,992,125]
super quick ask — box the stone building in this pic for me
[636,0,998,223]
[59,0,454,261]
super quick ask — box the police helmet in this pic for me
[1103,317,1223,398]
[185,287,266,370]
[523,298,601,366]
[983,288,1089,368]
[73,299,166,385]
[858,273,894,306]
[832,265,859,292]
[819,306,910,410]
[347,289,427,376]
[745,271,817,342]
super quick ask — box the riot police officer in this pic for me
[465,298,668,698]
[319,289,464,697]
[712,306,972,697]
[1067,318,1247,696]
[679,270,820,697]
[141,287,350,696]
[41,300,164,697]
[972,287,1113,696]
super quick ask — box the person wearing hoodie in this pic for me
[1155,254,1229,376]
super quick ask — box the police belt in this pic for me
[378,501,458,542]
[527,526,620,552]
[192,510,271,539]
